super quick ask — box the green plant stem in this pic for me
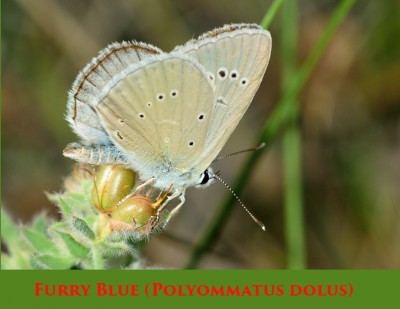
[185,0,355,269]
[91,243,104,269]
[281,0,306,269]
[260,0,284,29]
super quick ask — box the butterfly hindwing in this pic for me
[66,41,162,144]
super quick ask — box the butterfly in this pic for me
[64,23,272,219]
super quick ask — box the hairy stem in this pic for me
[91,243,104,269]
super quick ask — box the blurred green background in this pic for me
[2,0,400,269]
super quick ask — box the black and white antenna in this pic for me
[211,172,266,231]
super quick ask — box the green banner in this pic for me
[0,270,398,308]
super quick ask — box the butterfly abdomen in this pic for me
[63,143,129,165]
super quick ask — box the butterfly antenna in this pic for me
[211,172,266,231]
[213,142,266,163]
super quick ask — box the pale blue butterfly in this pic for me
[64,23,272,224]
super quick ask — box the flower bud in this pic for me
[109,184,173,234]
[91,165,136,212]
[111,196,155,229]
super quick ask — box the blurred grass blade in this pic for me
[260,0,284,29]
[283,123,306,269]
[281,0,306,269]
[185,0,355,269]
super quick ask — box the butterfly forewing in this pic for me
[174,24,271,169]
[95,54,215,180]
[66,41,162,144]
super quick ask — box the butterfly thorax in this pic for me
[135,161,204,191]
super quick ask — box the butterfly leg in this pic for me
[115,177,156,207]
[162,190,186,226]
[132,177,157,195]
[156,188,182,213]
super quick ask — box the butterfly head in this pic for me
[195,167,216,188]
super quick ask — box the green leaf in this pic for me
[31,212,51,235]
[46,192,75,218]
[50,221,70,231]
[45,191,61,204]
[58,191,97,217]
[1,254,13,269]
[1,251,31,270]
[101,241,134,258]
[20,226,60,255]
[30,256,45,269]
[68,192,86,203]
[81,179,94,196]
[56,231,90,259]
[58,197,73,218]
[1,209,33,269]
[1,207,20,244]
[71,216,95,242]
[33,254,74,270]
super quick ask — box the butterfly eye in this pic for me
[199,171,210,185]
[188,141,195,147]
[170,90,178,98]
[138,113,145,119]
[196,168,215,188]
[147,102,152,107]
[198,113,205,121]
